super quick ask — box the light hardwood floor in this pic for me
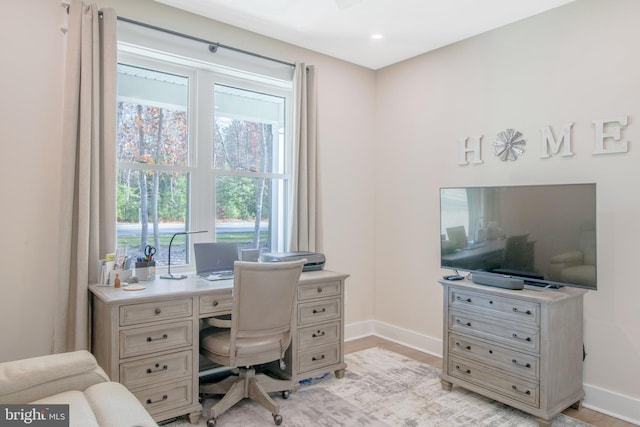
[345,336,635,427]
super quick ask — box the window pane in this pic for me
[117,64,189,166]
[116,169,189,266]
[215,176,285,252]
[213,84,285,173]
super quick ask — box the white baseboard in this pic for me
[582,384,640,426]
[345,320,640,426]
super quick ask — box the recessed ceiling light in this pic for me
[371,34,383,40]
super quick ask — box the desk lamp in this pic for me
[160,230,207,279]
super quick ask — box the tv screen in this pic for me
[440,183,597,290]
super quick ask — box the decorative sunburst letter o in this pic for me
[494,129,526,161]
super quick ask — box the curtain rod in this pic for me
[61,3,295,68]
[117,16,295,68]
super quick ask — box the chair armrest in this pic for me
[0,350,109,404]
[206,316,231,328]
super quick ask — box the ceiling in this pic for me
[154,0,575,70]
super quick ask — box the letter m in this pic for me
[540,123,574,158]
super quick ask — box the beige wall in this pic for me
[0,0,376,361]
[374,0,639,420]
[1,0,638,423]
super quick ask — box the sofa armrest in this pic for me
[0,350,110,404]
[549,250,584,266]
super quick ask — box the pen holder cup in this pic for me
[135,261,156,281]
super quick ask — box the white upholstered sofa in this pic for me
[0,350,157,427]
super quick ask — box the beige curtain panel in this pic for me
[290,63,324,253]
[54,0,117,353]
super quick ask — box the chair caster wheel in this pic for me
[207,418,216,427]
[273,414,283,425]
[282,390,290,399]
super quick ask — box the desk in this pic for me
[90,269,349,424]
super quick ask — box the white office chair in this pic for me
[199,259,305,426]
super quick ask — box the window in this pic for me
[115,37,293,273]
[440,188,469,238]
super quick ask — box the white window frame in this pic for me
[116,28,294,275]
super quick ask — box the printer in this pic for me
[260,251,325,272]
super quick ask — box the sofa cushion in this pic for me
[31,382,157,427]
[32,390,100,427]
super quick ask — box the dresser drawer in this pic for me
[120,321,193,358]
[199,294,233,316]
[120,350,192,389]
[450,289,540,326]
[448,356,539,407]
[297,321,340,350]
[297,344,340,374]
[449,333,539,381]
[120,298,192,326]
[298,298,341,326]
[449,311,539,353]
[298,281,341,301]
[132,378,193,416]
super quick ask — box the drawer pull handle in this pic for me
[146,364,168,374]
[456,319,472,327]
[154,308,162,315]
[317,287,323,293]
[146,334,168,342]
[456,296,472,303]
[512,307,532,315]
[146,394,168,405]
[512,385,531,395]
[312,354,326,361]
[455,365,471,374]
[313,308,326,314]
[511,333,532,342]
[455,342,471,350]
[212,300,219,307]
[312,330,326,338]
[511,359,532,369]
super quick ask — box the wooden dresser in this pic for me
[439,279,586,427]
[90,270,348,424]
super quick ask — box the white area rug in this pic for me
[164,347,592,426]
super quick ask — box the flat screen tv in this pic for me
[440,183,597,290]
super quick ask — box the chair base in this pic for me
[200,367,292,425]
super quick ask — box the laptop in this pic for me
[194,242,239,281]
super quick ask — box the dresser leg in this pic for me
[440,379,453,391]
[571,400,582,410]
[335,368,345,379]
[536,417,551,427]
[188,411,201,424]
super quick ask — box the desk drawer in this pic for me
[448,356,539,407]
[133,378,193,416]
[120,298,192,326]
[120,350,192,389]
[298,298,340,326]
[298,281,341,301]
[450,289,540,326]
[199,294,233,316]
[449,333,539,381]
[297,344,340,374]
[298,321,340,350]
[120,321,193,358]
[449,311,539,353]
